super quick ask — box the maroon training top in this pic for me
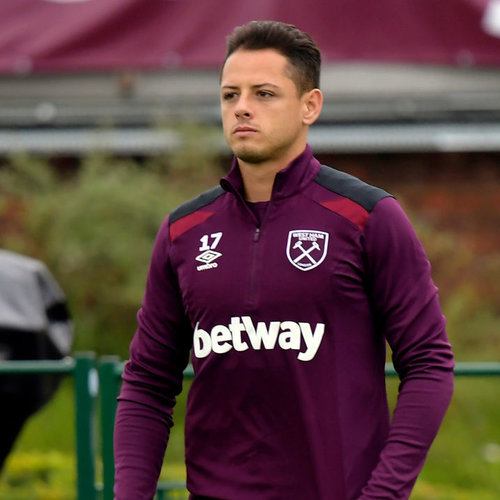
[114,145,454,500]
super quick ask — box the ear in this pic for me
[302,89,323,126]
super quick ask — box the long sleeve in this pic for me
[359,197,454,499]
[114,217,192,500]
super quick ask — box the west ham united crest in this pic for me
[286,230,329,271]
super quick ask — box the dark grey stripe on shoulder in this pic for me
[315,165,393,212]
[169,185,225,223]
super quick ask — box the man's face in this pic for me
[220,48,312,166]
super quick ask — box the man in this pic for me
[114,21,454,500]
[0,250,73,473]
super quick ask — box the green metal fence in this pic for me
[0,353,98,500]
[1,354,500,500]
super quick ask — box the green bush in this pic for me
[412,215,500,360]
[0,451,74,500]
[0,125,222,357]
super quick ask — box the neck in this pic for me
[238,161,279,202]
[238,145,307,202]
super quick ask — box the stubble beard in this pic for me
[235,150,268,165]
[232,142,271,165]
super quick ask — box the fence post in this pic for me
[99,355,122,500]
[74,352,98,500]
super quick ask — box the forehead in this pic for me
[221,48,293,87]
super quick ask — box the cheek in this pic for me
[221,112,232,135]
[276,109,303,136]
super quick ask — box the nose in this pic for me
[235,109,251,119]
[235,94,252,119]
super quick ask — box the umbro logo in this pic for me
[196,250,221,270]
[196,232,223,271]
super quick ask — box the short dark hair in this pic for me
[223,20,321,95]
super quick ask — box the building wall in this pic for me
[317,151,500,257]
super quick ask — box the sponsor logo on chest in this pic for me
[193,316,325,362]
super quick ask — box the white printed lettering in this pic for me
[278,321,301,351]
[193,322,211,358]
[242,316,280,351]
[211,325,232,354]
[196,262,218,271]
[193,317,325,362]
[298,322,325,361]
[228,316,249,352]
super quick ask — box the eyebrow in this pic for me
[221,83,281,90]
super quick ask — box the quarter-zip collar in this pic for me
[220,144,321,202]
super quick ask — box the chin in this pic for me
[237,153,268,164]
[232,145,269,164]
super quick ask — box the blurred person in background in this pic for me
[0,250,73,472]
[114,20,454,500]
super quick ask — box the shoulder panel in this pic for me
[315,165,392,212]
[169,185,225,242]
[169,185,225,224]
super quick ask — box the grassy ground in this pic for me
[389,377,500,499]
[1,374,500,499]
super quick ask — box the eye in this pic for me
[257,90,274,98]
[222,92,237,101]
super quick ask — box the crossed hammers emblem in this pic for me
[292,240,321,264]
[287,230,329,271]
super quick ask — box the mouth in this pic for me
[232,125,258,136]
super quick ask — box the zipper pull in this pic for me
[254,227,261,242]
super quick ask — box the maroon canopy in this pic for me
[1,0,500,74]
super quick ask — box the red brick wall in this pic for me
[317,152,500,256]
